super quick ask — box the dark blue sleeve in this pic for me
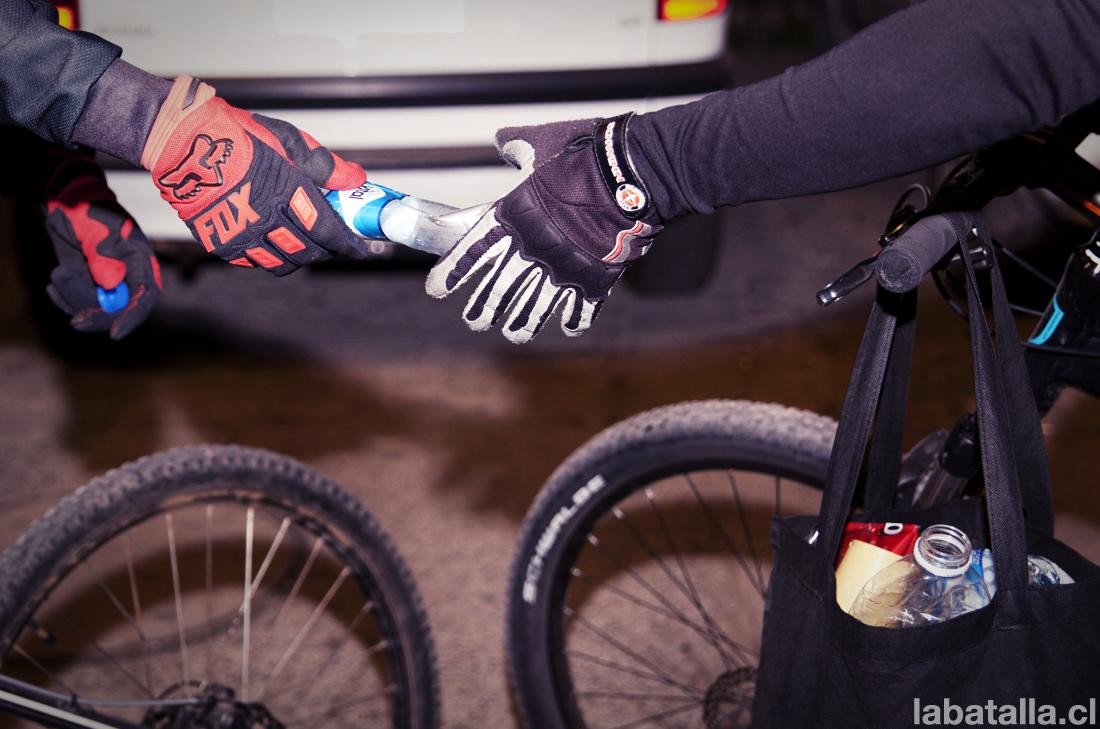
[630,0,1100,219]
[0,0,121,144]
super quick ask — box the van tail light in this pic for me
[54,2,79,30]
[657,0,727,21]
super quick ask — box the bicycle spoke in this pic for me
[242,506,254,703]
[567,609,702,697]
[584,531,723,656]
[571,568,757,661]
[217,514,295,661]
[566,650,700,696]
[165,513,192,696]
[9,603,146,703]
[75,557,158,705]
[9,645,78,696]
[123,535,153,692]
[0,449,427,729]
[680,475,765,598]
[526,405,834,729]
[269,536,324,635]
[277,600,379,701]
[257,567,350,700]
[81,560,148,646]
[234,517,290,619]
[607,698,703,729]
[55,609,154,698]
[583,532,754,667]
[643,486,736,671]
[724,471,767,593]
[576,689,701,702]
[280,636,391,705]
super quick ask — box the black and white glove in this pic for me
[425,113,663,343]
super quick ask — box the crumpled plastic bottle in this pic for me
[849,524,991,628]
[325,183,489,256]
[972,549,1075,593]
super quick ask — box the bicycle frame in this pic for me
[814,99,1100,511]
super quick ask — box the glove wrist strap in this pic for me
[140,75,217,171]
[593,112,654,221]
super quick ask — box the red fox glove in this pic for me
[425,114,663,344]
[140,76,367,274]
[44,155,162,340]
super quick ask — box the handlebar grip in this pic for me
[875,215,960,293]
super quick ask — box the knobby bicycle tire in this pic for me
[506,400,835,729]
[0,445,439,729]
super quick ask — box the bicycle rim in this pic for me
[0,446,436,729]
[508,402,833,729]
[557,469,822,728]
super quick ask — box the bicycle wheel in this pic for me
[0,445,438,728]
[507,400,835,729]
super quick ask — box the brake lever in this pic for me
[815,252,880,307]
[815,203,926,306]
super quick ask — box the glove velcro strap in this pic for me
[140,75,217,171]
[593,113,653,221]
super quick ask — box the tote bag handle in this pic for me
[816,213,1049,593]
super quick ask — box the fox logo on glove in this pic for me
[192,182,261,252]
[158,134,233,201]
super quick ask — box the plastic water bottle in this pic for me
[849,524,991,628]
[325,182,488,257]
[971,548,1074,594]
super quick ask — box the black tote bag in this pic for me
[751,213,1100,729]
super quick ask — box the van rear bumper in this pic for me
[207,57,732,109]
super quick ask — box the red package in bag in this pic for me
[834,521,920,567]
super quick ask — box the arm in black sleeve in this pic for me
[629,0,1100,220]
[0,0,120,144]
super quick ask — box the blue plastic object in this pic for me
[324,184,406,239]
[97,281,130,314]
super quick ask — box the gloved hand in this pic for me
[140,76,368,274]
[44,152,162,340]
[425,113,663,343]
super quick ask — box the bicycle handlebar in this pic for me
[95,190,485,313]
[325,183,489,257]
[875,215,961,293]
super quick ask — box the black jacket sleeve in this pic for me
[630,0,1100,220]
[0,0,120,144]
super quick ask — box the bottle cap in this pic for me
[913,524,972,577]
[97,282,130,314]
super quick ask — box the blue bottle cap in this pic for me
[97,282,130,314]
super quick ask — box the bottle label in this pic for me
[326,183,406,240]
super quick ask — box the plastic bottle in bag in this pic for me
[849,524,991,628]
[972,548,1074,593]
